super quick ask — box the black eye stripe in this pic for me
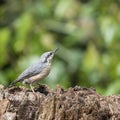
[47,53,52,58]
[50,53,52,55]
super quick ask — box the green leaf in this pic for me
[0,28,10,67]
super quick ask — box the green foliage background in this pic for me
[0,0,120,95]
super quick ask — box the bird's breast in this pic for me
[23,65,51,84]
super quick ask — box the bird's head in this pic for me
[40,48,58,63]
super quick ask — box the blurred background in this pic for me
[0,0,120,95]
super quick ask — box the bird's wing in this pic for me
[9,62,46,86]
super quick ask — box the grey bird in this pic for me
[9,48,58,92]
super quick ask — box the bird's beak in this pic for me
[53,48,59,53]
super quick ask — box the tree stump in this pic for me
[0,84,120,120]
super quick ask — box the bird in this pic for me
[8,48,59,92]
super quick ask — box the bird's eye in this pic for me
[49,53,52,56]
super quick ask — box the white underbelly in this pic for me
[23,65,51,84]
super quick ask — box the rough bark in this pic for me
[0,84,120,120]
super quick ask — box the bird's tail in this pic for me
[7,79,20,88]
[7,83,14,88]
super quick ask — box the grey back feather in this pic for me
[18,61,47,81]
[10,61,47,86]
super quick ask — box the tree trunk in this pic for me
[0,84,120,120]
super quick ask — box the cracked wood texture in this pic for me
[0,84,120,120]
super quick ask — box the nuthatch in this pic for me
[9,48,58,92]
